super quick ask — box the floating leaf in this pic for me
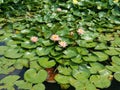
[72,67,90,81]
[76,47,89,55]
[106,64,120,72]
[23,51,36,59]
[31,83,45,90]
[24,69,47,84]
[89,62,105,74]
[63,49,77,58]
[38,57,56,68]
[21,41,36,49]
[15,80,32,89]
[112,56,120,65]
[36,47,53,56]
[83,54,98,62]
[55,74,70,84]
[20,29,30,34]
[93,52,108,61]
[114,72,120,82]
[0,75,20,84]
[0,46,8,55]
[57,66,72,75]
[71,55,83,64]
[95,43,108,50]
[104,48,120,55]
[90,75,111,88]
[70,78,96,90]
[4,48,23,58]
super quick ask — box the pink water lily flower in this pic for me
[50,34,61,41]
[59,41,68,48]
[30,36,38,42]
[57,8,62,12]
[77,28,85,35]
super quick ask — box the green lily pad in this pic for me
[15,59,28,67]
[31,83,45,90]
[72,67,90,81]
[90,75,111,88]
[38,57,56,68]
[0,46,8,55]
[106,64,120,72]
[104,48,120,55]
[55,74,70,84]
[71,55,83,64]
[24,69,47,84]
[4,48,23,58]
[114,72,120,82]
[0,75,20,84]
[99,69,112,76]
[36,46,53,56]
[23,51,36,59]
[83,54,98,62]
[20,29,30,34]
[57,66,72,75]
[0,30,4,35]
[30,61,42,71]
[76,47,89,55]
[63,49,77,58]
[70,78,96,90]
[95,43,108,50]
[76,40,97,48]
[21,41,37,49]
[11,34,22,40]
[112,56,120,65]
[15,80,32,90]
[42,40,53,46]
[93,52,108,61]
[89,62,105,74]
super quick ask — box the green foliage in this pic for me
[0,0,120,90]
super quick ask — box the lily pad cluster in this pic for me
[0,0,120,90]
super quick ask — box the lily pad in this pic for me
[24,69,47,84]
[21,41,36,49]
[63,49,77,58]
[38,57,56,68]
[104,48,120,55]
[55,74,70,84]
[112,56,120,65]
[71,55,83,64]
[0,46,8,55]
[93,52,108,61]
[90,75,111,88]
[114,72,120,82]
[57,66,72,75]
[95,43,108,50]
[72,67,90,81]
[89,62,105,74]
[36,46,53,56]
[70,78,96,90]
[4,48,23,58]
[0,75,20,84]
[15,80,32,89]
[83,54,98,62]
[31,83,45,90]
[76,47,89,55]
